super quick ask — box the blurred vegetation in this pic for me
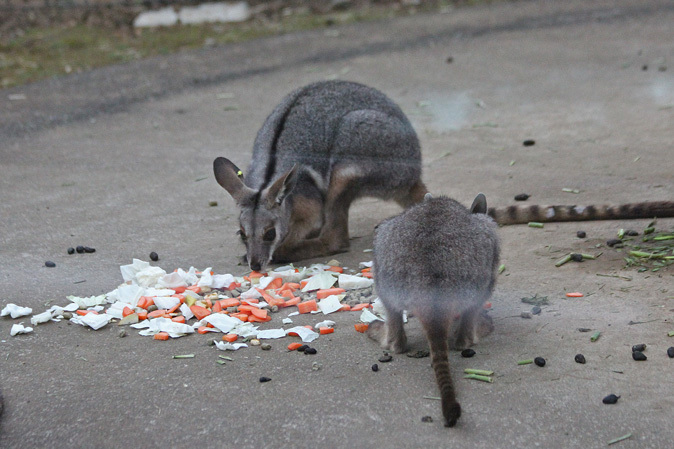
[0,3,455,89]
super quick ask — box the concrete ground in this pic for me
[1,0,673,447]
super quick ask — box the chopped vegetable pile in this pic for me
[2,259,386,349]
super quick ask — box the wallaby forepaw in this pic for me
[443,402,462,428]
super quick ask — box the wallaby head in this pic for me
[213,157,298,271]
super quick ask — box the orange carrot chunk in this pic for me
[173,286,186,294]
[223,333,238,342]
[282,297,301,308]
[319,327,334,335]
[326,266,344,273]
[350,303,371,311]
[122,306,134,317]
[354,323,369,333]
[137,310,148,321]
[219,298,241,309]
[287,342,304,351]
[197,326,211,334]
[316,288,346,300]
[190,305,211,320]
[154,332,170,340]
[566,292,584,298]
[171,316,186,324]
[297,299,318,314]
[148,309,167,319]
[250,307,269,320]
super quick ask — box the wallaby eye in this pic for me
[237,228,247,242]
[262,227,276,242]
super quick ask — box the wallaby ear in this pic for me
[213,157,255,204]
[263,164,298,208]
[424,192,433,201]
[470,193,488,214]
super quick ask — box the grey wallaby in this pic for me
[213,80,427,271]
[368,193,500,427]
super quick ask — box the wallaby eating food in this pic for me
[368,193,500,427]
[214,80,426,271]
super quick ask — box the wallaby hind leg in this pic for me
[452,304,482,350]
[420,313,461,427]
[396,180,428,209]
[367,307,407,353]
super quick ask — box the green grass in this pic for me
[0,8,401,89]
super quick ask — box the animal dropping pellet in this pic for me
[534,357,546,367]
[602,394,620,404]
[631,344,646,352]
[150,252,159,261]
[378,354,393,363]
[574,354,586,364]
[259,376,272,383]
[45,261,56,268]
[632,351,647,361]
[667,347,674,358]
[461,349,476,358]
[371,364,379,372]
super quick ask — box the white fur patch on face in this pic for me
[546,207,555,218]
[574,206,586,214]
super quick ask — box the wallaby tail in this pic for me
[421,314,461,427]
[488,200,674,225]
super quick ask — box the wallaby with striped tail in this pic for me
[214,80,426,271]
[368,193,500,427]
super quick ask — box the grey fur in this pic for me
[369,194,500,427]
[214,80,427,270]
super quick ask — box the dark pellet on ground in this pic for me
[67,247,75,255]
[297,345,309,352]
[150,252,159,262]
[532,306,542,315]
[83,246,95,253]
[575,354,586,364]
[667,347,674,358]
[625,230,639,236]
[259,376,272,383]
[578,328,592,332]
[602,394,620,404]
[514,193,530,201]
[632,351,647,361]
[461,348,476,358]
[642,64,648,71]
[446,56,454,64]
[570,253,583,262]
[606,239,623,247]
[45,261,56,268]
[534,357,546,367]
[576,231,587,238]
[378,355,393,363]
[371,364,379,372]
[631,343,646,352]
[304,347,317,355]
[522,139,536,146]
[76,245,85,253]
[421,416,433,423]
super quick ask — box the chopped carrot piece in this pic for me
[354,323,369,333]
[204,298,213,309]
[212,301,222,313]
[297,299,318,314]
[171,316,186,324]
[168,303,181,314]
[267,277,283,290]
[226,281,241,291]
[250,308,269,320]
[137,310,148,321]
[316,288,346,300]
[362,271,373,279]
[76,309,97,316]
[206,323,215,328]
[190,305,211,320]
[248,315,272,323]
[361,267,371,273]
[231,312,249,322]
[566,292,584,298]
[300,280,309,290]
[319,327,334,335]
[197,326,211,334]
[281,297,301,308]
[237,304,256,314]
[281,282,301,291]
[137,296,153,309]
[326,266,344,273]
[242,298,259,304]
[186,285,201,294]
[287,342,304,351]
[223,333,238,342]
[122,306,134,317]
[171,294,185,302]
[350,303,372,311]
[154,332,170,340]
[279,289,294,299]
[339,304,351,312]
[148,309,167,319]
[173,286,186,294]
[218,298,241,309]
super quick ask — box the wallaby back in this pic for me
[214,81,427,270]
[489,200,674,225]
[370,194,500,427]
